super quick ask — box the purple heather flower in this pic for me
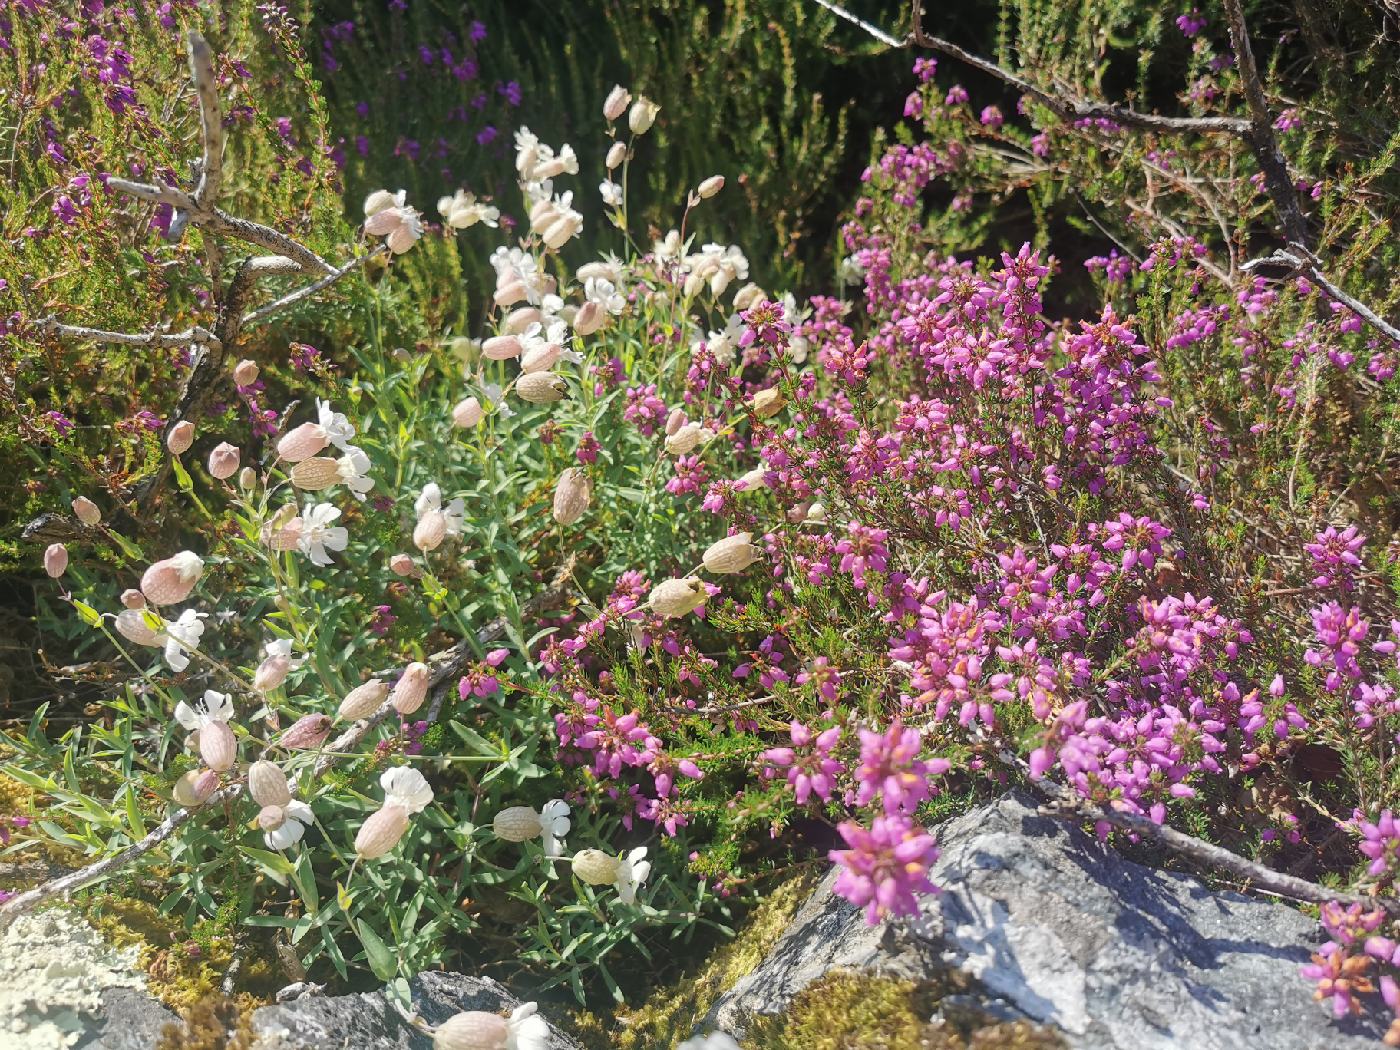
[830,814,940,923]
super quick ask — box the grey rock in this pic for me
[709,790,1385,1050]
[249,971,579,1049]
[82,988,179,1050]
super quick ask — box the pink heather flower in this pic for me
[1300,941,1373,1019]
[854,720,950,815]
[760,721,843,804]
[1304,525,1365,588]
[830,815,940,924]
[1357,810,1400,879]
[1304,602,1369,691]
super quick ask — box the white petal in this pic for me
[174,701,199,730]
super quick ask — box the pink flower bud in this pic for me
[248,760,292,807]
[277,422,330,463]
[207,442,241,480]
[120,588,146,609]
[573,300,605,336]
[339,679,390,721]
[433,1011,510,1050]
[503,307,541,334]
[166,420,195,455]
[391,662,431,715]
[604,141,627,170]
[140,551,204,605]
[603,84,631,122]
[289,457,341,491]
[280,713,332,750]
[254,653,292,693]
[355,804,410,858]
[71,496,101,526]
[493,279,527,308]
[413,508,448,552]
[697,175,724,199]
[481,335,523,361]
[44,543,68,579]
[452,397,484,428]
[389,553,418,577]
[520,341,561,374]
[173,769,220,808]
[664,408,688,437]
[515,372,567,404]
[233,359,259,386]
[115,608,161,646]
[552,468,592,526]
[199,721,237,772]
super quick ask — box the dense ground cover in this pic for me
[3,0,1400,1046]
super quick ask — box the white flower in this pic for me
[539,799,571,858]
[415,483,465,538]
[584,277,625,315]
[298,502,349,566]
[381,766,434,813]
[480,381,514,419]
[598,180,622,207]
[264,800,314,850]
[684,243,749,297]
[363,190,422,254]
[316,399,356,450]
[780,293,811,363]
[437,189,500,230]
[489,246,549,306]
[336,445,374,500]
[507,1002,550,1050]
[653,229,683,261]
[614,846,651,905]
[162,609,207,672]
[174,689,234,731]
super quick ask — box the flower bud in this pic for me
[515,372,567,404]
[44,543,68,579]
[166,420,195,455]
[277,422,330,463]
[749,387,785,419]
[732,283,765,311]
[552,468,592,526]
[493,806,544,842]
[605,141,627,170]
[290,457,341,491]
[482,335,523,361]
[603,84,632,122]
[233,359,259,386]
[493,278,527,308]
[572,300,605,336]
[806,501,827,523]
[649,577,707,618]
[173,769,219,808]
[238,466,257,489]
[116,609,162,646]
[664,422,703,456]
[355,804,410,858]
[452,397,484,428]
[413,508,448,552]
[503,307,542,334]
[433,1011,510,1050]
[542,215,580,249]
[736,467,767,491]
[254,653,292,693]
[388,554,417,579]
[339,679,390,721]
[71,496,101,526]
[628,97,659,135]
[572,848,620,885]
[207,442,240,480]
[121,588,146,610]
[697,175,724,199]
[520,341,561,374]
[199,721,237,773]
[280,713,333,750]
[140,551,204,606]
[257,805,287,832]
[391,662,431,715]
[703,533,759,574]
[664,408,688,437]
[364,189,398,216]
[249,760,292,807]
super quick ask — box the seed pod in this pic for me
[603,84,631,122]
[433,1011,510,1050]
[199,721,237,773]
[71,496,101,525]
[166,420,195,455]
[703,533,759,574]
[254,653,291,693]
[140,551,204,606]
[492,806,543,842]
[355,804,410,859]
[208,442,241,479]
[572,849,620,886]
[697,175,725,199]
[173,769,219,808]
[413,508,448,552]
[515,372,567,404]
[452,397,484,428]
[257,805,287,832]
[391,662,431,715]
[280,713,332,750]
[482,335,523,361]
[664,422,703,456]
[233,359,259,386]
[389,553,418,577]
[120,588,146,610]
[248,760,292,807]
[278,422,330,463]
[44,543,68,579]
[339,679,390,721]
[749,388,785,419]
[552,468,591,526]
[520,341,561,374]
[290,457,341,491]
[503,307,542,334]
[238,466,256,489]
[649,577,707,618]
[573,300,605,335]
[628,97,659,135]
[115,609,162,646]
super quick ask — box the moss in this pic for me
[156,994,257,1050]
[743,971,1067,1050]
[0,770,84,868]
[85,896,235,1013]
[572,870,822,1049]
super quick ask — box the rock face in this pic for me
[708,791,1384,1050]
[249,971,580,1049]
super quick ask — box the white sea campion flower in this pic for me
[363,189,398,216]
[172,768,220,808]
[261,504,303,551]
[598,180,622,207]
[664,422,704,456]
[614,846,651,904]
[175,690,236,772]
[584,276,625,315]
[571,849,619,886]
[71,496,101,525]
[363,189,422,254]
[697,175,725,199]
[254,638,304,693]
[492,799,571,857]
[437,189,500,230]
[433,1003,549,1050]
[140,551,204,606]
[732,283,765,311]
[44,543,67,579]
[355,766,434,859]
[684,243,749,298]
[160,608,207,672]
[515,372,567,404]
[298,502,349,566]
[414,483,465,553]
[628,96,659,134]
[248,760,292,808]
[653,229,683,261]
[259,799,314,851]
[489,246,549,306]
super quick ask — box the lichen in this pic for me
[572,870,821,1049]
[742,970,1067,1050]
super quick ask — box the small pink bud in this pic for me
[391,662,431,715]
[481,335,523,361]
[664,408,688,437]
[233,359,259,386]
[44,543,68,579]
[71,496,101,525]
[207,442,241,479]
[503,307,541,334]
[277,422,330,463]
[552,468,592,526]
[140,551,204,605]
[254,653,292,693]
[603,84,631,122]
[433,1011,510,1050]
[697,175,724,199]
[355,804,410,858]
[389,553,419,577]
[173,769,220,808]
[339,679,390,721]
[248,760,292,807]
[452,397,484,428]
[413,508,448,552]
[166,420,195,455]
[280,713,333,750]
[120,588,146,610]
[199,721,237,772]
[573,300,605,335]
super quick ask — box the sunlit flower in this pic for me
[254,638,304,692]
[259,799,314,850]
[492,799,571,857]
[174,689,236,772]
[584,276,625,315]
[382,765,434,813]
[161,608,207,672]
[437,189,500,229]
[614,846,651,904]
[298,502,349,566]
[599,180,622,207]
[363,189,422,253]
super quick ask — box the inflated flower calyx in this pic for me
[414,508,448,553]
[736,466,767,491]
[278,420,332,461]
[572,849,620,885]
[432,1011,510,1050]
[207,442,240,479]
[520,342,561,374]
[71,496,101,525]
[281,713,333,750]
[172,769,219,808]
[452,397,484,428]
[389,553,418,577]
[289,457,341,490]
[604,141,627,170]
[254,653,291,693]
[628,96,659,134]
[703,532,759,574]
[355,805,410,859]
[573,300,605,335]
[44,543,67,579]
[482,335,522,361]
[391,662,431,714]
[503,307,541,334]
[603,84,631,122]
[552,468,591,526]
[248,760,292,807]
[233,359,259,386]
[199,722,237,773]
[492,806,543,842]
[749,387,785,419]
[649,577,707,618]
[115,609,161,646]
[664,422,704,456]
[140,551,204,606]
[339,679,390,721]
[166,420,195,455]
[697,175,724,199]
[515,372,567,404]
[120,588,145,610]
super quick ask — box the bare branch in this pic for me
[240,249,382,328]
[1244,247,1400,348]
[208,210,337,276]
[35,317,220,350]
[810,0,905,47]
[186,31,224,209]
[106,177,195,211]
